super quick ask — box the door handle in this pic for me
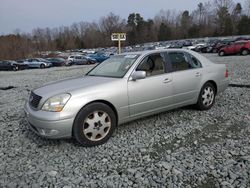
[163,78,172,83]
[195,72,201,77]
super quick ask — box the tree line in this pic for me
[1,0,250,60]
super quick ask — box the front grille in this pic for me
[29,92,42,108]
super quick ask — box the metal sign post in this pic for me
[111,33,126,54]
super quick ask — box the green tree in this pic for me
[237,15,250,34]
[157,23,172,41]
[216,6,233,36]
[180,10,192,38]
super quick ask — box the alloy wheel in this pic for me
[201,86,214,107]
[83,111,111,141]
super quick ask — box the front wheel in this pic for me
[73,102,117,147]
[195,82,216,110]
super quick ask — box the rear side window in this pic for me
[186,53,202,68]
[168,52,202,71]
[168,52,192,71]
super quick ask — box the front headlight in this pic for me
[41,94,71,112]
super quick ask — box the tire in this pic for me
[73,102,117,147]
[40,64,45,69]
[219,51,225,56]
[12,66,18,71]
[241,49,249,56]
[195,82,216,111]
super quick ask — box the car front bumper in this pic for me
[24,103,74,139]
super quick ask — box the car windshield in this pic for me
[87,54,139,78]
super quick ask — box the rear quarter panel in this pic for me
[201,64,229,94]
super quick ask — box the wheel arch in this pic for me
[72,99,119,137]
[40,63,46,68]
[240,48,249,53]
[204,80,217,95]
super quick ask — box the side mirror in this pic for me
[131,71,146,80]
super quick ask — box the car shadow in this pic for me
[19,105,198,148]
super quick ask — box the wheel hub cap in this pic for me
[83,111,111,141]
[202,87,214,107]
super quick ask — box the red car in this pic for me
[219,41,250,56]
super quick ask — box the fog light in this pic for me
[38,128,58,136]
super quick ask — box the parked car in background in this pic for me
[46,58,66,66]
[185,43,207,52]
[219,41,250,56]
[87,53,110,63]
[0,60,28,71]
[211,39,235,53]
[168,43,183,49]
[24,58,52,69]
[25,49,229,147]
[67,55,95,65]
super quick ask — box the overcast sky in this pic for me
[0,0,245,35]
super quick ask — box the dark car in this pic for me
[219,41,250,56]
[0,60,28,71]
[47,58,66,66]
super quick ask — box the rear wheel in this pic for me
[241,49,249,56]
[219,51,225,56]
[196,82,216,110]
[73,102,116,147]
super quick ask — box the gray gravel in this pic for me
[0,54,249,187]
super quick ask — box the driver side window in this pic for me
[136,53,165,77]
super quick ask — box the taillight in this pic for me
[225,65,229,78]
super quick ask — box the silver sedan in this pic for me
[24,49,229,146]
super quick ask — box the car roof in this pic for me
[120,48,197,56]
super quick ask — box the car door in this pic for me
[167,51,203,106]
[128,53,173,117]
[2,61,9,70]
[234,42,245,53]
[28,59,36,67]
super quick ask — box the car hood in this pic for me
[33,76,118,98]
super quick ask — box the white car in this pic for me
[67,55,95,65]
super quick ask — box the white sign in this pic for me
[111,33,126,41]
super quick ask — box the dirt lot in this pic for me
[0,54,249,187]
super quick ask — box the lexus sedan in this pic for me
[24,49,229,146]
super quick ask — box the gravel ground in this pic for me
[0,54,249,187]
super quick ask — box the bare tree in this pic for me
[99,12,126,46]
[214,0,234,11]
[244,0,250,15]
